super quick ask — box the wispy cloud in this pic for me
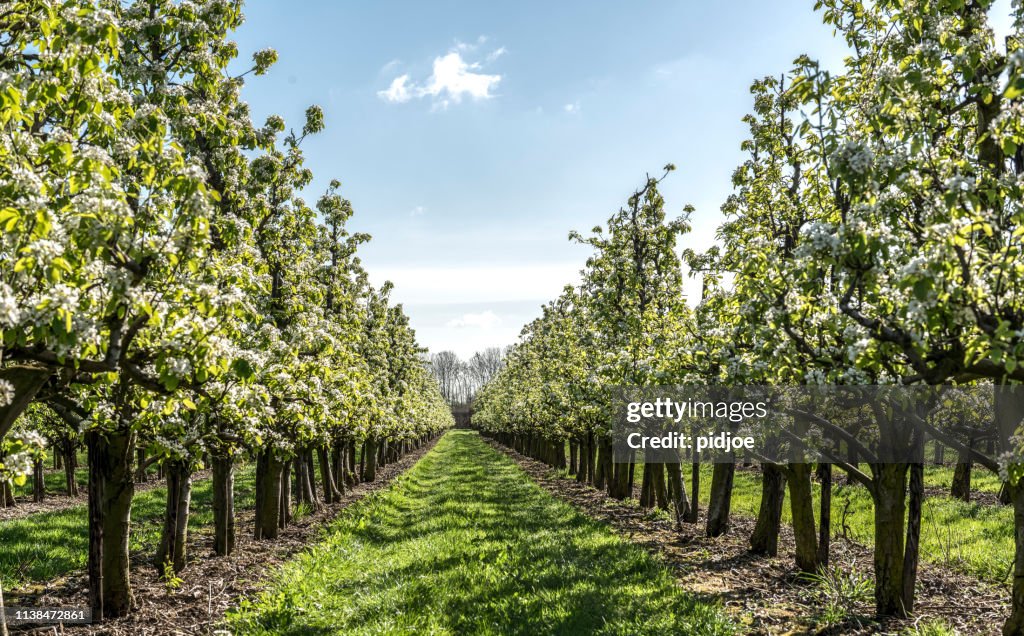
[378,38,504,108]
[456,35,488,51]
[411,205,426,216]
[447,310,501,328]
[378,74,413,103]
[564,100,580,114]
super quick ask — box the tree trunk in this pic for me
[817,463,832,568]
[33,457,44,502]
[297,450,318,509]
[569,439,578,476]
[871,463,909,617]
[639,463,654,508]
[998,386,1024,635]
[331,442,346,495]
[622,450,630,495]
[155,460,192,575]
[586,431,596,484]
[254,450,283,540]
[951,439,973,502]
[1,481,14,507]
[135,448,147,483]
[903,460,923,614]
[1005,480,1024,635]
[318,445,340,504]
[705,463,735,537]
[685,461,700,523]
[280,459,292,527]
[363,438,378,482]
[87,428,135,619]
[348,441,359,486]
[665,459,690,523]
[652,462,668,509]
[64,443,78,497]
[594,436,609,491]
[750,463,786,556]
[575,436,588,484]
[212,455,235,557]
[610,458,631,500]
[787,462,818,573]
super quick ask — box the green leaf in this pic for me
[232,358,254,379]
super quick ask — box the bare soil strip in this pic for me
[8,437,440,636]
[486,439,1009,636]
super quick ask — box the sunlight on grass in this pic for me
[631,463,1013,584]
[0,465,256,587]
[227,431,734,636]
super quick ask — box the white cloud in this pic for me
[422,52,501,104]
[411,205,426,216]
[446,310,502,329]
[377,40,504,107]
[378,74,413,103]
[564,101,580,114]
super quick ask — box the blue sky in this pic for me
[233,0,1011,358]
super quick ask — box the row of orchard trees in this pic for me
[476,0,1024,631]
[0,0,452,620]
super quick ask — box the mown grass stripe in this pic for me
[227,430,734,636]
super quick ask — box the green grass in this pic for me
[922,464,1003,494]
[11,449,88,498]
[227,430,734,636]
[0,464,256,588]
[12,449,172,499]
[624,462,1013,584]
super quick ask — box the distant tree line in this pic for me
[429,348,506,406]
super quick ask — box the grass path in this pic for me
[227,430,733,636]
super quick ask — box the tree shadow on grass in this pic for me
[230,431,733,636]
